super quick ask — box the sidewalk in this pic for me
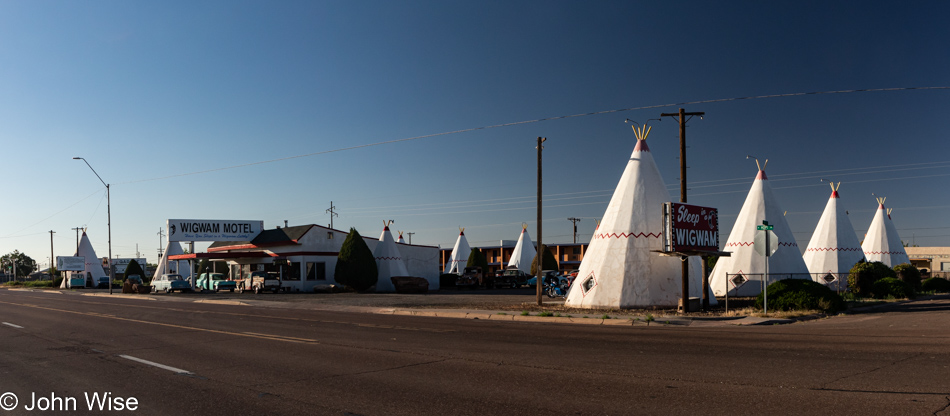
[12,287,801,327]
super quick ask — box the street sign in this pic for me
[754,230,779,257]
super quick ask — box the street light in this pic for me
[73,157,113,295]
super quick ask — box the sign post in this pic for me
[662,202,723,312]
[755,221,777,315]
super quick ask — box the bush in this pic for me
[530,244,559,275]
[921,278,950,293]
[848,261,896,296]
[123,260,147,284]
[755,279,846,313]
[466,249,489,273]
[892,263,922,291]
[334,228,378,292]
[871,277,914,299]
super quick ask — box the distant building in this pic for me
[905,247,950,278]
[440,241,588,274]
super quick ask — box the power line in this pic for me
[118,86,950,185]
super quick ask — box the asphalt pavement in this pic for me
[1,288,948,415]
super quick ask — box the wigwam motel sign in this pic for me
[167,219,264,242]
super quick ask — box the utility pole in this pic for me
[660,108,704,313]
[326,201,338,229]
[406,232,415,245]
[49,230,55,274]
[536,137,546,306]
[157,228,165,260]
[72,227,83,254]
[567,217,581,244]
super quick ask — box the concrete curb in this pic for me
[81,293,157,301]
[194,300,249,306]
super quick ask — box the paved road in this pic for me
[0,289,948,415]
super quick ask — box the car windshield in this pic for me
[166,275,183,281]
[210,274,225,280]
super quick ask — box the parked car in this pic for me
[240,271,281,294]
[197,273,237,293]
[501,268,529,288]
[153,274,192,294]
[525,270,561,287]
[456,267,483,290]
[96,275,111,289]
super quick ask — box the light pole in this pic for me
[73,157,113,295]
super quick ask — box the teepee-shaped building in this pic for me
[396,231,406,244]
[374,221,409,292]
[507,224,537,272]
[443,228,471,275]
[861,197,909,266]
[153,240,191,282]
[60,231,108,288]
[803,183,865,290]
[565,124,710,309]
[709,160,810,296]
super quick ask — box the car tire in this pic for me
[165,288,170,294]
[254,286,261,294]
[229,288,234,293]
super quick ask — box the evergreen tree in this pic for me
[123,260,146,284]
[530,244,559,275]
[466,249,489,272]
[334,228,378,291]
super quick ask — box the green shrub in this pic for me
[848,261,895,296]
[123,260,147,284]
[871,277,914,299]
[921,277,950,293]
[755,278,846,313]
[334,228,378,292]
[892,263,922,291]
[530,244,559,275]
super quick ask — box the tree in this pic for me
[530,244,559,275]
[466,249,489,272]
[1,251,37,279]
[123,259,146,284]
[334,228,378,292]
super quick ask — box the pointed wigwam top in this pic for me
[396,231,405,244]
[444,227,471,275]
[803,183,865,290]
[631,123,652,152]
[507,223,537,272]
[565,124,713,309]
[861,197,909,266]
[709,161,810,296]
[374,221,409,292]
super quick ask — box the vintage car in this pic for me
[502,268,530,288]
[240,271,281,294]
[456,267,483,290]
[196,273,237,293]
[152,274,192,294]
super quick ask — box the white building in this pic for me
[171,224,440,292]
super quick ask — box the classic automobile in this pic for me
[240,271,281,294]
[456,267,483,290]
[502,268,530,288]
[152,274,192,294]
[196,273,237,292]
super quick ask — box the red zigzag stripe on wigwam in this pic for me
[864,251,907,255]
[726,242,754,247]
[594,232,662,239]
[375,256,402,261]
[806,247,863,252]
[727,241,798,247]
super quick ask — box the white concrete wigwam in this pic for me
[709,159,810,297]
[802,182,865,291]
[507,224,537,272]
[861,197,910,266]
[153,240,190,282]
[396,231,406,244]
[443,228,471,275]
[373,221,409,292]
[565,123,711,309]
[60,230,108,288]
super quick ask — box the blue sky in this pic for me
[1,1,948,268]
